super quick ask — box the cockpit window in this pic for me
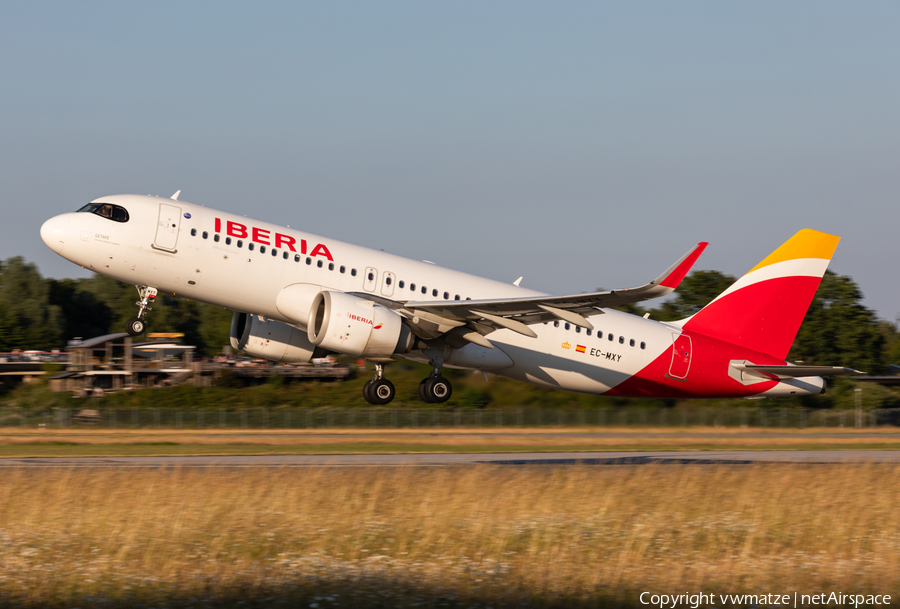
[77,203,129,223]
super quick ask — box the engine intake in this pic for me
[308,291,411,358]
[230,312,316,364]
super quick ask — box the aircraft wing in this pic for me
[356,242,707,347]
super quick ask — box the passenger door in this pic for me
[668,333,692,380]
[154,203,181,252]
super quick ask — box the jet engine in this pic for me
[230,312,316,364]
[308,291,413,358]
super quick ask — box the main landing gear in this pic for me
[125,286,158,337]
[362,363,396,405]
[418,370,452,404]
[361,364,453,405]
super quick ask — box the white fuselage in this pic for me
[41,194,682,395]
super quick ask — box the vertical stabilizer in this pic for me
[682,229,840,359]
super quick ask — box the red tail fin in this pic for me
[682,229,840,359]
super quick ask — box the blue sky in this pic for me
[2,2,898,320]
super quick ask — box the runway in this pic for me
[1,450,898,468]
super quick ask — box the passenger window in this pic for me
[248,243,254,251]
[191,228,197,236]
[398,280,404,288]
[317,260,323,268]
[575,326,580,333]
[554,321,559,328]
[586,329,591,336]
[640,342,646,350]
[630,339,635,347]
[351,268,357,276]
[306,258,312,265]
[410,283,416,291]
[271,248,277,257]
[619,336,624,344]
[455,295,460,300]
[295,254,301,262]
[367,272,374,281]
[328,263,334,271]
[226,237,232,245]
[214,234,220,242]
[202,231,208,239]
[283,251,288,259]
[565,323,570,331]
[465,297,471,300]
[260,246,266,254]
[443,292,449,299]
[237,240,243,248]
[340,266,346,273]
[386,276,392,285]
[421,286,427,294]
[432,289,438,297]
[608,333,614,341]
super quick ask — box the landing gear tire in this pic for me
[373,379,395,404]
[364,379,395,405]
[126,317,146,337]
[421,376,452,404]
[363,380,375,404]
[418,379,434,404]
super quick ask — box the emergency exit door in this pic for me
[363,267,378,292]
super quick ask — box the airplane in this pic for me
[40,193,861,404]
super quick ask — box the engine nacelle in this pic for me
[308,291,411,358]
[230,312,316,364]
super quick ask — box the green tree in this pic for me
[197,304,235,354]
[788,271,885,373]
[880,320,900,367]
[0,257,64,349]
[646,270,736,322]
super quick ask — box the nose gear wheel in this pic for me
[126,286,158,336]
[125,317,146,337]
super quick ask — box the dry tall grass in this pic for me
[1,464,898,608]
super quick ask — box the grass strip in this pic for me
[2,442,900,457]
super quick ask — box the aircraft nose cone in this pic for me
[40,215,68,254]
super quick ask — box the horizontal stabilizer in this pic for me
[734,363,864,379]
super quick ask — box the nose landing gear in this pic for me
[363,363,396,405]
[125,286,158,337]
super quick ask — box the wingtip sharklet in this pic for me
[657,242,708,289]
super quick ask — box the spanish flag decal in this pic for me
[576,345,586,354]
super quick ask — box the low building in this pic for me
[50,333,197,396]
